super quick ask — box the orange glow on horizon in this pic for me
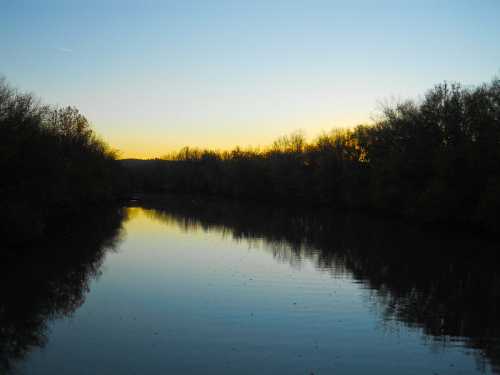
[108,117,369,160]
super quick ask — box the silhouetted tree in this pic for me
[123,77,500,231]
[0,78,127,244]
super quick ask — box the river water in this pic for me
[4,197,500,374]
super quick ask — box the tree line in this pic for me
[125,78,500,231]
[2,75,499,240]
[0,78,126,244]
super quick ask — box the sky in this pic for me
[1,1,500,158]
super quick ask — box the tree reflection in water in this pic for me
[137,195,500,374]
[1,196,499,374]
[0,207,126,373]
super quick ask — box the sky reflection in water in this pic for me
[13,202,500,375]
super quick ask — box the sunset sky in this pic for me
[2,1,499,158]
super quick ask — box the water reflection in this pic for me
[0,207,125,373]
[2,197,499,374]
[137,195,500,373]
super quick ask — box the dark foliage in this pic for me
[124,78,500,231]
[0,78,127,244]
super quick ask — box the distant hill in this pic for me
[119,159,174,168]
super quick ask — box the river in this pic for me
[3,196,499,374]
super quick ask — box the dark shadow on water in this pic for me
[0,207,126,373]
[135,194,500,374]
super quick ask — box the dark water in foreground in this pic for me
[2,197,500,374]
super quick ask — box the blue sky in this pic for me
[2,0,499,157]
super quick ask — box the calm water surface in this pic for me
[4,199,500,374]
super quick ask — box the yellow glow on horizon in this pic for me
[106,116,369,159]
